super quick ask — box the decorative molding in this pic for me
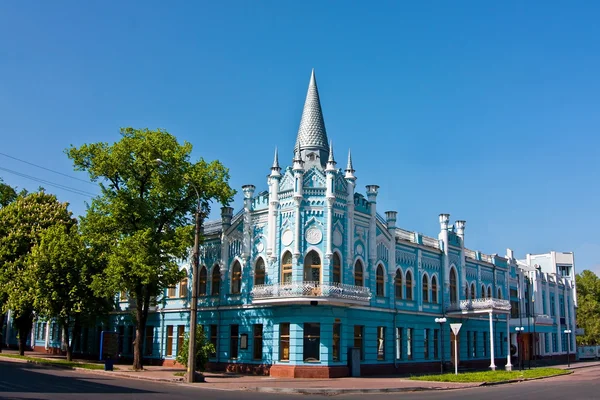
[396,250,417,267]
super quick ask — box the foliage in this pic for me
[0,353,106,370]
[31,224,112,361]
[0,178,18,208]
[410,368,569,383]
[575,270,600,345]
[176,327,214,371]
[0,191,75,354]
[66,127,235,369]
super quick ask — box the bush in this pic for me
[176,326,214,371]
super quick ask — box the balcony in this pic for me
[251,281,372,305]
[446,298,511,314]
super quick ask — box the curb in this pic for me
[250,386,466,395]
[479,370,574,387]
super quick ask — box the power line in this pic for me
[0,152,96,185]
[0,166,97,198]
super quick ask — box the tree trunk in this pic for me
[62,323,73,362]
[0,312,5,353]
[15,313,33,356]
[133,289,150,370]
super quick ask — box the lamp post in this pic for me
[156,159,201,383]
[435,317,447,374]
[515,326,524,371]
[564,329,572,368]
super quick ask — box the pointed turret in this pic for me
[270,147,281,176]
[326,141,336,172]
[295,69,329,168]
[345,149,356,180]
[292,141,304,171]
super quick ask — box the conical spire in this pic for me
[295,69,329,156]
[326,141,336,171]
[345,149,356,180]
[270,147,281,176]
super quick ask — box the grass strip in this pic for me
[410,367,569,383]
[0,353,106,370]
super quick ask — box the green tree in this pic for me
[0,178,18,208]
[31,224,112,361]
[66,127,235,370]
[576,270,600,345]
[176,326,214,371]
[0,191,75,355]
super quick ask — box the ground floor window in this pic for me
[483,332,488,357]
[395,328,403,360]
[354,325,364,360]
[177,325,185,355]
[544,333,550,353]
[253,324,263,360]
[280,323,290,361]
[552,333,557,352]
[467,331,471,358]
[145,326,154,356]
[166,326,174,357]
[499,332,504,356]
[407,328,413,360]
[230,325,239,359]
[377,326,385,360]
[210,325,218,357]
[473,331,477,358]
[433,329,439,359]
[333,323,341,361]
[424,329,430,359]
[304,323,320,362]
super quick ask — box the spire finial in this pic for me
[272,147,279,169]
[294,69,329,167]
[345,149,356,180]
[328,141,335,163]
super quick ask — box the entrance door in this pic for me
[522,333,531,361]
[451,331,460,367]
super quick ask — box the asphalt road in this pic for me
[0,360,598,400]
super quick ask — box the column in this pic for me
[489,312,496,370]
[505,316,512,371]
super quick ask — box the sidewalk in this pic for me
[3,350,600,394]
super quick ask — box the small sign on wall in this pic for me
[240,334,248,350]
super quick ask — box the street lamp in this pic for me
[515,326,525,371]
[156,159,201,383]
[435,317,447,374]
[564,329,572,368]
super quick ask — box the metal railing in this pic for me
[251,281,372,302]
[446,297,511,312]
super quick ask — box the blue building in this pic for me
[10,71,577,376]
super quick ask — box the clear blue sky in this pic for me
[1,1,598,274]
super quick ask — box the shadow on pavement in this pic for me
[0,360,156,394]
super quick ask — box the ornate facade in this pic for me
[8,71,577,377]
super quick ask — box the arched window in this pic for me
[422,274,429,303]
[465,285,469,300]
[470,283,476,300]
[179,276,188,299]
[333,253,341,284]
[199,266,207,296]
[487,286,492,299]
[406,270,413,301]
[376,265,384,297]
[211,265,221,296]
[304,251,321,282]
[497,288,502,299]
[431,275,438,303]
[395,270,403,299]
[354,260,363,287]
[281,252,292,284]
[481,285,486,298]
[231,261,242,294]
[449,269,457,304]
[255,258,265,285]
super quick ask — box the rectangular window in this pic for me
[473,331,477,358]
[395,327,403,360]
[126,326,134,354]
[354,325,364,360]
[40,322,46,341]
[253,324,263,360]
[552,333,557,352]
[377,326,385,360]
[230,325,239,359]
[424,329,430,359]
[333,323,341,362]
[303,323,320,362]
[166,325,174,357]
[167,286,176,298]
[433,329,439,359]
[210,325,218,357]
[177,325,185,354]
[467,331,471,358]
[280,323,290,361]
[483,332,488,357]
[407,328,413,360]
[145,326,154,356]
[551,296,556,316]
[542,291,547,314]
[544,333,550,353]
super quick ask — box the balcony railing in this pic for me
[446,298,511,313]
[251,281,372,303]
[535,314,554,325]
